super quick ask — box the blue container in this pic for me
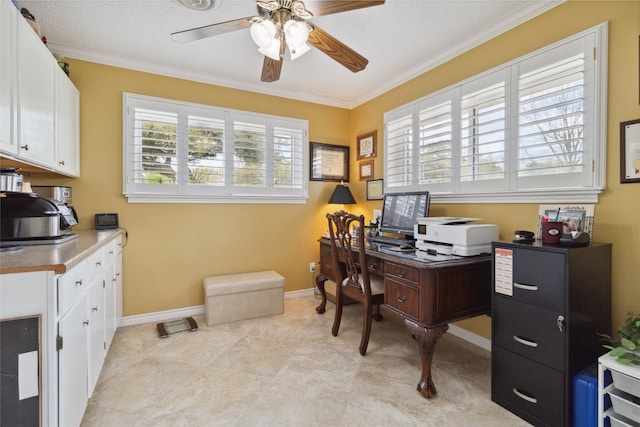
[573,364,612,427]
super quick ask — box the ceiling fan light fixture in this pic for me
[288,42,310,60]
[250,19,277,49]
[259,39,282,61]
[283,20,309,49]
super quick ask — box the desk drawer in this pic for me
[364,257,383,275]
[385,277,420,320]
[385,262,420,285]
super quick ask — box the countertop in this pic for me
[0,229,125,275]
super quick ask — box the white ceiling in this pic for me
[18,0,562,108]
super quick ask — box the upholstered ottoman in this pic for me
[203,270,284,326]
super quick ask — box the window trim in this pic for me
[383,23,608,204]
[122,93,309,204]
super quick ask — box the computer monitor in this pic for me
[378,191,431,238]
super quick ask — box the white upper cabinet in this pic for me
[1,0,80,177]
[17,14,55,168]
[0,0,16,155]
[55,69,80,176]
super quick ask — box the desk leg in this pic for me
[404,319,448,398]
[315,274,328,314]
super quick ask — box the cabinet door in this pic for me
[55,69,80,176]
[58,293,89,427]
[104,260,117,351]
[17,17,55,167]
[0,0,16,154]
[88,277,106,396]
[115,237,123,321]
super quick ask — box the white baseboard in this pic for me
[119,288,491,352]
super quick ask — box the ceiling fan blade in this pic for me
[171,17,251,43]
[307,25,368,73]
[261,39,285,82]
[303,0,384,17]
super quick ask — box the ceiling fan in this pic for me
[171,0,385,83]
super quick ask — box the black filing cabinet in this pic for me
[491,241,611,427]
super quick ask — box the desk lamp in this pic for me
[328,181,356,207]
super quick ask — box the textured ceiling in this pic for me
[18,0,562,108]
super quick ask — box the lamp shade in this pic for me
[250,20,276,49]
[328,184,356,204]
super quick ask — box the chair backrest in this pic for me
[326,210,373,296]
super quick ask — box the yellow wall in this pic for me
[350,0,640,337]
[30,1,639,338]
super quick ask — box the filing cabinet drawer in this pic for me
[493,296,565,370]
[492,346,565,427]
[385,277,420,320]
[385,262,420,285]
[58,260,87,314]
[511,248,565,312]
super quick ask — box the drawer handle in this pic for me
[75,279,83,287]
[512,388,537,404]
[368,263,376,269]
[83,320,89,327]
[20,144,29,151]
[109,250,114,255]
[396,293,406,303]
[396,269,406,278]
[92,306,98,312]
[513,282,538,291]
[96,261,102,266]
[58,160,65,166]
[513,335,538,348]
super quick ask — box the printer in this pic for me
[413,217,498,258]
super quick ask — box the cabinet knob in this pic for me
[75,279,82,287]
[396,293,407,303]
[83,320,89,326]
[58,160,65,166]
[96,261,102,266]
[92,306,98,312]
[20,144,29,151]
[396,269,406,278]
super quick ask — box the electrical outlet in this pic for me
[309,262,316,273]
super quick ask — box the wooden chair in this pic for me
[326,210,384,356]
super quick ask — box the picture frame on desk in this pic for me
[310,142,349,182]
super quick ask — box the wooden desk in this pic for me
[315,238,491,398]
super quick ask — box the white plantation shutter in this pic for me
[123,94,308,203]
[516,35,593,189]
[384,107,414,191]
[417,99,453,188]
[186,112,225,192]
[382,24,605,202]
[459,70,507,192]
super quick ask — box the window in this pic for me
[123,94,308,203]
[383,23,607,203]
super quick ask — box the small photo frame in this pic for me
[620,118,640,183]
[366,179,383,200]
[310,142,350,182]
[357,130,377,160]
[359,159,374,181]
[537,204,594,241]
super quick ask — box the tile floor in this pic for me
[81,295,530,426]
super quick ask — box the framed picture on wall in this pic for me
[620,119,640,183]
[310,142,350,182]
[366,179,383,200]
[359,160,374,181]
[356,130,377,160]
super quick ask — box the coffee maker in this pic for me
[31,186,79,224]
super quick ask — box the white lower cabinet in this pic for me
[56,238,123,427]
[58,292,90,427]
[598,354,640,427]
